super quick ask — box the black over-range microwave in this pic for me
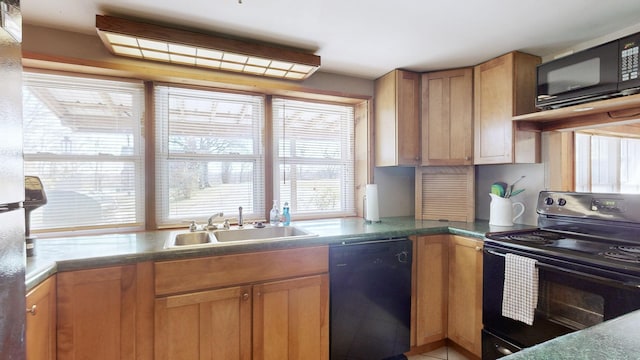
[536,32,640,109]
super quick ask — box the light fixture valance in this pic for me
[96,15,321,80]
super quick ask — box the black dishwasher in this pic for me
[329,238,412,360]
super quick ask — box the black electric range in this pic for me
[485,191,640,276]
[482,191,640,359]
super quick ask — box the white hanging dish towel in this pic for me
[501,253,539,325]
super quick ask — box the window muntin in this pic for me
[23,72,145,233]
[155,86,265,226]
[273,98,355,218]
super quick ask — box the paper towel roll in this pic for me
[365,184,380,222]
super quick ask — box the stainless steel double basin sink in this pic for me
[165,225,317,249]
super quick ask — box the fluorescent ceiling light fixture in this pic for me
[96,15,321,80]
[1,1,22,42]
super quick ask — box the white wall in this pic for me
[475,164,544,226]
[374,167,415,217]
[543,22,640,62]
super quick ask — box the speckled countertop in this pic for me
[503,309,640,359]
[29,216,638,357]
[27,216,528,290]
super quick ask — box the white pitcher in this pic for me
[489,193,525,226]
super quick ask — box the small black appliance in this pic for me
[24,176,47,256]
[536,32,640,109]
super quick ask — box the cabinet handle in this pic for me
[26,304,37,316]
[242,292,249,301]
[495,345,513,355]
[475,246,482,252]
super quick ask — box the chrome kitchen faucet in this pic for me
[206,212,224,230]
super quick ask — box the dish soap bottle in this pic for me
[282,202,291,226]
[269,200,280,225]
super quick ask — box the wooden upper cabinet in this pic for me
[374,69,421,166]
[26,276,57,360]
[474,51,541,164]
[421,68,473,165]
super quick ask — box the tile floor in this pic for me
[407,346,472,360]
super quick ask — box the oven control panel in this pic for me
[537,191,640,222]
[591,198,625,212]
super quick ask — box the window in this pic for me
[575,132,640,193]
[272,98,355,218]
[155,86,265,226]
[23,72,145,233]
[23,71,362,234]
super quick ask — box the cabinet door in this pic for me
[253,274,329,360]
[412,235,448,346]
[155,286,252,360]
[397,70,422,165]
[447,235,483,357]
[474,53,514,164]
[422,68,473,165]
[375,69,421,166]
[57,263,153,360]
[26,276,56,360]
[474,52,541,164]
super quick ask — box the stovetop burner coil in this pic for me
[507,231,563,244]
[602,251,640,263]
[615,246,640,254]
[602,246,640,263]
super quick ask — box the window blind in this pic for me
[23,72,145,233]
[155,85,265,227]
[575,133,640,193]
[272,98,355,218]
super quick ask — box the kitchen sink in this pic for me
[172,231,214,246]
[213,226,316,242]
[165,225,316,249]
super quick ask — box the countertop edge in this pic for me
[25,217,521,291]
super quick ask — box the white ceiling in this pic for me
[20,0,640,80]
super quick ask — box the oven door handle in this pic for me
[484,249,640,289]
[536,262,640,289]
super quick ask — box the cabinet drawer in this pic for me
[155,246,329,296]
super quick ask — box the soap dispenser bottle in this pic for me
[282,202,291,226]
[269,200,280,225]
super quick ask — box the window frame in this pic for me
[22,70,146,235]
[272,97,356,219]
[22,67,370,235]
[153,84,267,227]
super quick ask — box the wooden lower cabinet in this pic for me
[155,285,252,360]
[154,247,330,360]
[26,276,57,360]
[411,235,448,347]
[253,274,329,360]
[447,235,483,357]
[411,235,483,358]
[155,274,329,360]
[56,262,154,360]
